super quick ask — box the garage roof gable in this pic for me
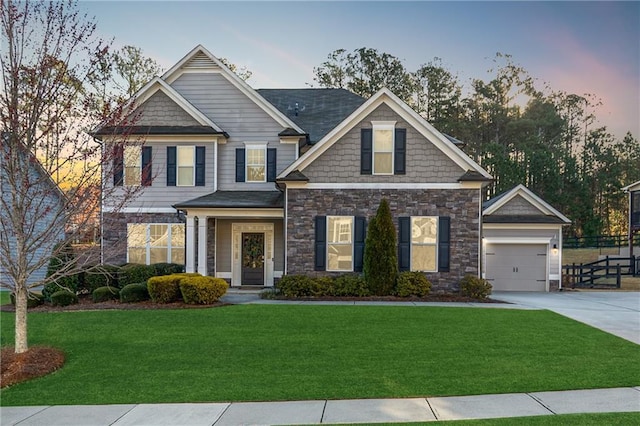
[483,184,571,224]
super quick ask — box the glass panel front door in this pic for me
[241,233,264,285]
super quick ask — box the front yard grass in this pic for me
[1,305,639,406]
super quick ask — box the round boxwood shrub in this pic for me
[84,264,121,292]
[147,274,193,303]
[179,276,227,304]
[459,274,492,300]
[120,283,150,303]
[10,292,45,308]
[153,263,184,276]
[92,286,120,303]
[277,275,322,298]
[119,264,158,287]
[332,274,369,297]
[395,271,432,297]
[50,290,78,307]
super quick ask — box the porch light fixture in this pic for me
[552,244,558,255]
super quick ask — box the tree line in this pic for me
[312,48,640,237]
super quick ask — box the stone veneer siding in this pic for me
[102,212,185,265]
[286,188,481,291]
[207,218,216,276]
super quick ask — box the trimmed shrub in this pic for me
[43,241,79,301]
[119,264,156,287]
[147,274,189,303]
[364,199,398,295]
[84,264,121,292]
[277,275,322,298]
[396,271,432,297]
[179,276,227,304]
[120,283,150,303]
[153,263,184,276]
[10,292,44,308]
[332,274,369,297]
[460,274,492,300]
[50,290,78,307]
[92,286,120,303]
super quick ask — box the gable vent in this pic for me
[185,52,219,69]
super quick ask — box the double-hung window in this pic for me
[373,122,395,175]
[123,145,141,186]
[127,223,185,265]
[327,216,354,271]
[177,146,195,186]
[411,216,438,272]
[246,144,266,182]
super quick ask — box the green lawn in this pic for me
[1,305,639,406]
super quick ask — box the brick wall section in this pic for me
[135,91,201,127]
[302,104,465,183]
[102,212,185,265]
[493,195,541,216]
[286,188,481,292]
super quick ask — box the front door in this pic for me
[241,233,264,285]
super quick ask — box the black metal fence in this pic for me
[562,256,637,288]
[563,234,640,249]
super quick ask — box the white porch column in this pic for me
[197,217,208,275]
[185,216,196,273]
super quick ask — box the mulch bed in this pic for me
[1,346,65,389]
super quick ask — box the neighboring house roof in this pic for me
[162,45,305,135]
[278,87,492,181]
[483,184,571,224]
[622,180,640,192]
[173,191,284,209]
[257,88,366,144]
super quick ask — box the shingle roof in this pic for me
[278,170,309,182]
[93,125,227,137]
[257,88,366,144]
[458,170,493,182]
[173,191,284,209]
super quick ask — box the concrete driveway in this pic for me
[492,291,640,345]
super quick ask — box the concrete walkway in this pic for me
[2,387,639,425]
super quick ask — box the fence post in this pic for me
[616,265,621,288]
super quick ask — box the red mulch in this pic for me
[1,346,65,388]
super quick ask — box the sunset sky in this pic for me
[82,1,639,139]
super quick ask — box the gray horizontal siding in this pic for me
[215,219,284,273]
[171,73,297,190]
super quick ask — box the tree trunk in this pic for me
[14,284,28,353]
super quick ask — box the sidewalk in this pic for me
[2,387,639,425]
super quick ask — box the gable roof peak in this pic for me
[483,184,571,224]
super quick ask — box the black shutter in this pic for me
[314,216,326,271]
[195,146,205,186]
[361,128,372,175]
[113,144,123,187]
[394,128,406,175]
[398,217,411,271]
[438,216,451,272]
[236,148,245,182]
[141,146,152,186]
[267,148,277,182]
[354,216,367,272]
[166,146,176,186]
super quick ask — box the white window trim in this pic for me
[326,215,354,272]
[372,121,396,175]
[244,142,267,183]
[124,145,141,187]
[127,223,185,265]
[410,216,438,272]
[177,146,195,187]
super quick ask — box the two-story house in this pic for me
[96,45,568,291]
[622,180,640,264]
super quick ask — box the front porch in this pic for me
[175,191,285,287]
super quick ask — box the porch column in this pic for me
[185,216,196,273]
[197,216,208,276]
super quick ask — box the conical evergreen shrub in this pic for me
[363,198,398,295]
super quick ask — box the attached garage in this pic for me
[482,185,571,292]
[485,243,547,291]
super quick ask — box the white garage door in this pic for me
[485,244,547,291]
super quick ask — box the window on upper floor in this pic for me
[246,144,266,182]
[361,123,406,176]
[127,223,185,265]
[166,146,205,187]
[235,145,277,183]
[124,145,141,186]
